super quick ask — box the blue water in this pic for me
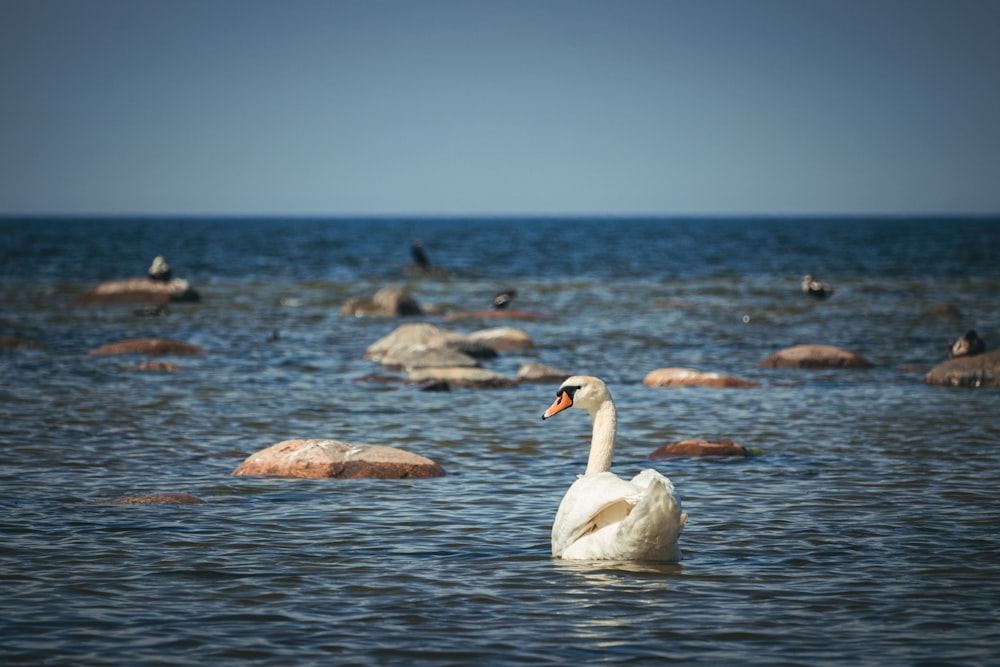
[1,217,999,665]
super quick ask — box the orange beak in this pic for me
[542,390,574,420]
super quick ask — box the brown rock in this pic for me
[515,362,569,384]
[231,439,444,479]
[407,367,516,389]
[91,492,206,505]
[89,338,205,356]
[643,368,759,388]
[924,349,1000,388]
[74,277,200,304]
[649,438,749,458]
[757,344,873,369]
[341,285,423,317]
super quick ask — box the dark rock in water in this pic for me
[949,330,986,359]
[757,344,873,369]
[649,438,750,458]
[231,439,445,479]
[91,492,206,505]
[89,338,205,356]
[410,379,451,391]
[925,349,1000,388]
[643,368,759,388]
[920,303,962,319]
[341,285,423,317]
[0,335,45,349]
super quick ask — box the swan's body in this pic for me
[542,376,686,562]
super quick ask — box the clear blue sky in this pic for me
[2,0,999,216]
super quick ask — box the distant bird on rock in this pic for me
[492,289,517,310]
[148,256,173,282]
[801,274,834,299]
[949,330,986,359]
[410,239,431,269]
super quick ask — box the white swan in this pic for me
[542,375,687,562]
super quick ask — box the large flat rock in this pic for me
[231,439,445,479]
[757,344,873,369]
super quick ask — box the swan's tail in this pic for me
[622,470,687,562]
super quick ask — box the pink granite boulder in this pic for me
[649,439,749,458]
[231,439,445,479]
[643,368,759,388]
[757,344,873,369]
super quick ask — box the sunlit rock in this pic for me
[756,344,873,369]
[231,438,444,479]
[643,368,759,388]
[466,327,534,350]
[925,349,1000,388]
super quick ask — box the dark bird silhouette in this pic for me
[410,239,431,269]
[492,289,517,310]
[949,330,986,359]
[801,274,834,299]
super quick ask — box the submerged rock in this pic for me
[0,335,45,350]
[643,368,759,388]
[90,492,206,505]
[648,439,749,458]
[231,438,444,479]
[125,361,180,371]
[89,338,205,356]
[925,349,1000,388]
[757,344,873,369]
[407,367,516,389]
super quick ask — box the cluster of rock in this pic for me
[361,322,560,389]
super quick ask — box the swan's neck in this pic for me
[584,398,617,475]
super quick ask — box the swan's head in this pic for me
[541,375,611,420]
